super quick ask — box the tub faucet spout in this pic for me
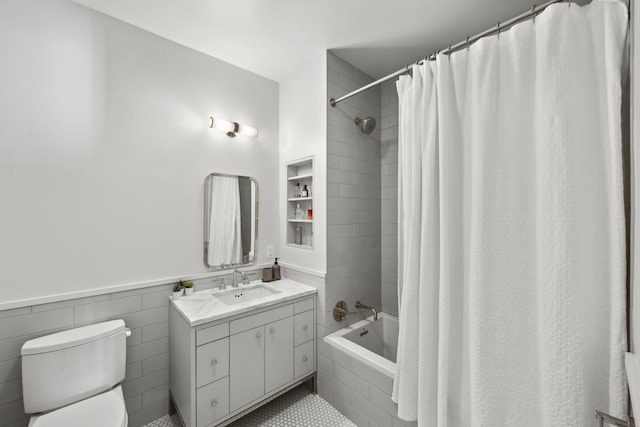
[355,301,378,321]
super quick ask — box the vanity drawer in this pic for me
[294,340,314,379]
[230,304,293,335]
[196,338,229,388]
[196,376,229,427]
[196,323,229,346]
[294,310,314,346]
[294,298,314,314]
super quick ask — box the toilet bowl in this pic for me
[21,319,130,427]
[27,385,127,427]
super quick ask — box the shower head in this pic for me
[355,116,376,135]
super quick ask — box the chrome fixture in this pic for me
[355,301,378,321]
[333,301,357,322]
[232,270,248,288]
[217,278,226,291]
[354,116,376,135]
[209,116,258,138]
[329,0,565,108]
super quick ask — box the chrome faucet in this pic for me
[355,301,378,321]
[216,278,226,290]
[232,270,248,288]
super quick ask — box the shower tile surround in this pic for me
[326,52,382,336]
[380,80,400,318]
[322,53,411,427]
[0,267,324,427]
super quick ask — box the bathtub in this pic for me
[324,312,398,378]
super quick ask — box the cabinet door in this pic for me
[230,326,264,412]
[265,316,294,393]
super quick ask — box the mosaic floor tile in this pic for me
[144,385,355,427]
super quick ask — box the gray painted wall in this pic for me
[0,0,280,424]
[0,0,279,306]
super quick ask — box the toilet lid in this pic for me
[29,385,127,427]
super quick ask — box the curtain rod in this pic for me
[329,0,567,108]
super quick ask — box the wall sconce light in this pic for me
[208,116,259,138]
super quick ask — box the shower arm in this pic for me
[329,0,567,108]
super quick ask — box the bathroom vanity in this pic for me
[169,279,316,427]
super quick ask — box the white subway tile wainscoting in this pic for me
[0,268,289,427]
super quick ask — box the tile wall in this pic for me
[280,265,326,333]
[380,80,400,317]
[316,343,416,427]
[326,52,382,336]
[0,269,266,427]
[321,52,413,427]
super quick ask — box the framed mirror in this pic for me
[204,173,258,269]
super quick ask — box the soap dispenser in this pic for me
[272,258,281,281]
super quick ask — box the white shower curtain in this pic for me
[393,1,628,426]
[208,175,243,266]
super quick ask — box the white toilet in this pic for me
[21,319,130,427]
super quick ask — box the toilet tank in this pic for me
[21,319,128,414]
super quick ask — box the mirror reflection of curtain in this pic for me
[208,176,243,266]
[238,178,252,262]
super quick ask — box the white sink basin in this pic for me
[213,284,282,305]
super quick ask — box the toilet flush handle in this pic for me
[125,328,132,338]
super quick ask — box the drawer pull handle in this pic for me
[211,359,218,366]
[256,332,262,339]
[303,356,308,362]
[270,327,276,334]
[211,399,218,407]
[302,325,308,331]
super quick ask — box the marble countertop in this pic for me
[170,277,317,326]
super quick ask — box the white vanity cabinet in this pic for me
[170,293,316,427]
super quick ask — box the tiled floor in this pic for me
[144,385,356,427]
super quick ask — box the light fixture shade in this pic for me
[209,117,235,133]
[236,123,259,137]
[209,116,258,138]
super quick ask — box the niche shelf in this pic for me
[286,157,314,249]
[288,173,313,181]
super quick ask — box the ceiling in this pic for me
[75,0,554,82]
